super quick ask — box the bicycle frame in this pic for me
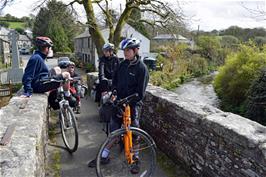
[122,104,134,164]
[58,85,72,129]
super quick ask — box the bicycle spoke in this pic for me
[96,128,156,177]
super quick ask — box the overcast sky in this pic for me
[1,0,265,31]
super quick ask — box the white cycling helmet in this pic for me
[121,38,141,50]
[102,43,114,51]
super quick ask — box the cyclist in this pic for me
[66,61,82,113]
[22,36,71,98]
[88,38,149,174]
[98,43,119,98]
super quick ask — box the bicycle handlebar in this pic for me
[40,77,81,84]
[115,93,139,106]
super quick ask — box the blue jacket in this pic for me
[22,51,49,94]
[112,55,149,106]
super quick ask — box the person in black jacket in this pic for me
[98,43,119,94]
[21,37,71,98]
[88,38,149,174]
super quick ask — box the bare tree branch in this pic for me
[241,2,266,21]
[0,0,13,11]
[32,0,48,12]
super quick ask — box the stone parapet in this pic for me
[87,73,266,177]
[0,94,48,177]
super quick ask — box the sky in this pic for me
[1,0,265,31]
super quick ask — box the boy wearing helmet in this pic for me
[66,61,82,113]
[98,43,119,95]
[22,36,71,97]
[88,38,149,174]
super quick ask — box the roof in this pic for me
[153,34,188,40]
[153,34,177,40]
[0,27,10,35]
[19,35,31,41]
[75,29,90,39]
[74,23,150,42]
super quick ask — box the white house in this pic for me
[18,34,32,49]
[74,23,150,70]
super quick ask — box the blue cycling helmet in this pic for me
[121,38,141,50]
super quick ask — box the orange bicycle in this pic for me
[96,93,157,177]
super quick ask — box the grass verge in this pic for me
[46,109,61,177]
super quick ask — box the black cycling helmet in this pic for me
[35,36,53,47]
[121,38,141,50]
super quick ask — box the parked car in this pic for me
[58,57,70,69]
[143,57,157,71]
[19,48,30,55]
[47,48,54,59]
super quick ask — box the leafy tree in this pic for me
[33,0,82,52]
[254,36,266,49]
[47,18,69,52]
[196,35,221,65]
[220,35,239,49]
[214,43,266,114]
[15,27,25,34]
[245,68,266,125]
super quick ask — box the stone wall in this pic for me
[142,85,266,177]
[87,73,266,177]
[0,93,48,177]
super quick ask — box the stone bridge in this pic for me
[0,72,265,177]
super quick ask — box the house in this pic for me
[152,33,191,45]
[18,34,32,49]
[0,37,10,65]
[74,23,150,70]
[0,27,11,65]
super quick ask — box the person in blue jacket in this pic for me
[21,36,70,98]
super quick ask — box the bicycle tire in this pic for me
[59,106,79,153]
[96,127,156,177]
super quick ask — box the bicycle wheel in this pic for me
[59,106,79,153]
[96,127,156,177]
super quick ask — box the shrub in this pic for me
[86,63,96,72]
[188,54,208,77]
[214,43,266,114]
[245,68,266,125]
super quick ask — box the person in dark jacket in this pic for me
[21,36,71,98]
[88,38,149,174]
[98,43,119,94]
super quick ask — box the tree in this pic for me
[1,0,185,56]
[127,7,150,38]
[196,35,221,65]
[70,0,185,56]
[47,18,70,52]
[15,27,25,34]
[32,0,82,52]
